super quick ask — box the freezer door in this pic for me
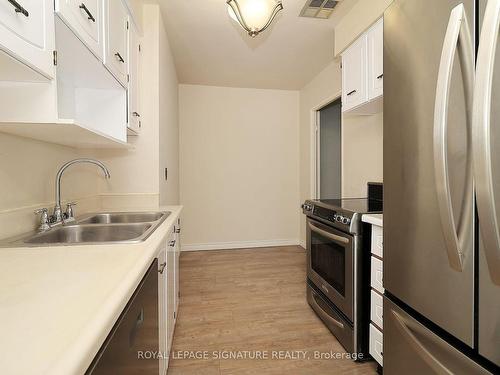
[473,0,500,366]
[384,297,491,375]
[384,0,475,346]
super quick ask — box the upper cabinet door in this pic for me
[342,35,368,112]
[367,18,383,100]
[103,0,128,87]
[55,0,102,60]
[0,0,55,79]
[342,35,368,111]
[127,22,141,134]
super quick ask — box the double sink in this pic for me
[4,212,170,247]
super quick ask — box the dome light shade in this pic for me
[227,0,283,37]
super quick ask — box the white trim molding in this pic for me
[299,239,306,249]
[181,239,300,252]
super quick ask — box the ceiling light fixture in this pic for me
[227,0,284,37]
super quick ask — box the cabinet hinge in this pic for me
[174,311,176,319]
[127,74,130,83]
[126,21,129,30]
[139,44,141,52]
[53,51,58,66]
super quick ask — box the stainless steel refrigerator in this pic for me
[384,0,500,373]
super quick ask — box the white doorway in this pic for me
[314,97,342,199]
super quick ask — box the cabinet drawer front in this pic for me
[369,323,384,366]
[371,256,384,294]
[370,289,384,330]
[371,224,383,258]
[0,0,45,49]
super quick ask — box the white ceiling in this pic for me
[159,0,357,90]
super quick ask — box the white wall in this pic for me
[0,134,102,239]
[159,10,180,206]
[179,84,300,250]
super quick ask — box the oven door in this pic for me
[307,218,354,321]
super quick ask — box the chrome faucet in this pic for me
[34,158,111,231]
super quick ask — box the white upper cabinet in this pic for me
[342,18,383,114]
[342,35,368,112]
[55,0,102,60]
[0,0,55,79]
[367,18,383,100]
[127,22,141,134]
[103,0,129,87]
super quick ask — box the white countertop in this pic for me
[362,213,383,227]
[0,205,182,375]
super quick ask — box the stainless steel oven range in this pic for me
[302,198,382,358]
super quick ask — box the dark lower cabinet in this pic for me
[86,259,159,375]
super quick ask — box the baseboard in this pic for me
[181,239,300,252]
[299,239,306,250]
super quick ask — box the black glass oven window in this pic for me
[311,231,346,296]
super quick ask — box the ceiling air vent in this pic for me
[300,0,341,19]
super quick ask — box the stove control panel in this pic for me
[334,214,351,225]
[302,202,352,226]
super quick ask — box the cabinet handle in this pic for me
[158,262,166,274]
[79,3,95,22]
[8,0,29,17]
[169,240,176,247]
[347,89,357,96]
[377,74,384,80]
[132,111,140,117]
[115,52,125,63]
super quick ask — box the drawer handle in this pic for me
[377,74,384,80]
[311,292,345,329]
[79,3,95,22]
[347,89,357,96]
[115,52,125,63]
[158,262,166,274]
[8,0,29,17]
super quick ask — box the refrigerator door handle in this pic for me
[391,310,454,375]
[433,4,474,272]
[473,0,500,285]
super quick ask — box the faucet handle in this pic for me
[65,202,77,222]
[34,208,51,231]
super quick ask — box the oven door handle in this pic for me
[308,222,349,245]
[310,292,345,329]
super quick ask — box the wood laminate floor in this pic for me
[168,246,377,375]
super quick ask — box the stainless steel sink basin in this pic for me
[0,211,171,247]
[24,223,153,245]
[78,212,168,225]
